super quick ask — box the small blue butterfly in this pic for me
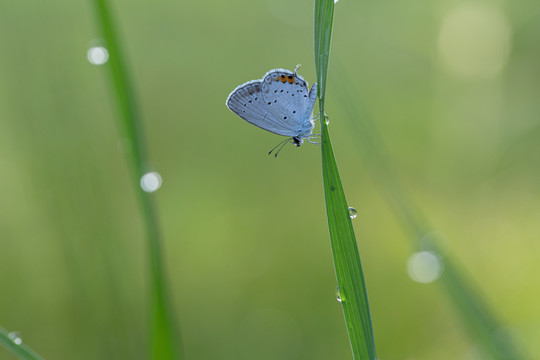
[226,66,319,155]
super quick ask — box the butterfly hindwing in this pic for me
[226,80,297,136]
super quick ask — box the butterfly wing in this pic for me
[226,79,300,136]
[260,69,317,138]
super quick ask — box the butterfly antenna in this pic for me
[274,139,293,158]
[294,64,301,76]
[268,138,293,158]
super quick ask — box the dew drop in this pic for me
[334,0,339,3]
[335,286,342,303]
[325,115,330,125]
[348,207,357,219]
[140,172,162,193]
[8,332,22,345]
[87,46,109,65]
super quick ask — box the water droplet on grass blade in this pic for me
[140,172,162,193]
[335,286,342,303]
[348,207,357,219]
[8,332,22,345]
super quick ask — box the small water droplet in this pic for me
[335,286,342,303]
[140,172,162,193]
[334,0,339,3]
[348,207,357,219]
[325,115,330,125]
[8,332,22,345]
[87,46,109,65]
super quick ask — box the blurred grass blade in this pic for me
[333,63,525,360]
[315,1,377,359]
[442,259,524,359]
[0,327,44,360]
[91,1,181,359]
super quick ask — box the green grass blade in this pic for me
[90,1,181,359]
[314,0,334,109]
[0,327,44,360]
[315,1,377,359]
[320,126,377,360]
[333,64,526,360]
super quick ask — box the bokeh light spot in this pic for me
[407,251,444,283]
[438,4,512,78]
[140,172,162,193]
[87,46,109,65]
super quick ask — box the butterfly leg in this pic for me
[312,112,328,123]
[307,134,321,146]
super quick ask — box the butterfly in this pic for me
[226,66,319,156]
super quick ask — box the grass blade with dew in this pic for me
[90,1,182,359]
[314,1,377,359]
[0,326,44,360]
[332,61,526,360]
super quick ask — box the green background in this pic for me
[1,0,538,359]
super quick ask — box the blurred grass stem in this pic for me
[333,62,525,360]
[0,327,43,360]
[91,0,181,359]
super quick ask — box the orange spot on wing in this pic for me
[280,75,287,83]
